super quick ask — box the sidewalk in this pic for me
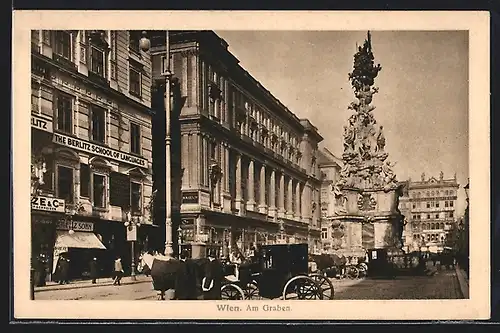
[34,274,152,293]
[455,264,469,298]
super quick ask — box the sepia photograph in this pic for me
[13,11,490,320]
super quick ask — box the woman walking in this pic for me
[113,256,124,286]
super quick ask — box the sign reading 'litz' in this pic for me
[53,133,148,168]
[31,114,53,133]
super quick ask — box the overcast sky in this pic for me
[215,30,469,214]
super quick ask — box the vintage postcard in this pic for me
[12,10,490,320]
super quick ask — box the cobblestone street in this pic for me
[334,269,463,300]
[33,266,463,300]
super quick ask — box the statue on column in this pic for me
[334,31,398,192]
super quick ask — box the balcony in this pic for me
[88,71,110,87]
[52,53,78,72]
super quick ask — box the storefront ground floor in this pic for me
[177,210,321,259]
[31,211,157,283]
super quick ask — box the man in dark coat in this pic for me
[202,248,224,300]
[89,257,99,284]
[174,250,197,300]
[58,256,70,284]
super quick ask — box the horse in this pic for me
[137,252,209,300]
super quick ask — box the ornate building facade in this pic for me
[399,173,460,253]
[30,30,154,281]
[149,31,324,257]
[317,147,343,252]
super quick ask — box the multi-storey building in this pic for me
[317,147,343,252]
[30,30,154,281]
[148,30,324,258]
[399,172,460,253]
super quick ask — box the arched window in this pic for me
[440,223,445,229]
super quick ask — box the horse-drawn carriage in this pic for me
[139,243,335,300]
[308,253,368,280]
[221,243,335,300]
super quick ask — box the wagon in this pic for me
[220,243,335,300]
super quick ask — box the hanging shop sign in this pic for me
[53,132,148,168]
[126,225,137,241]
[31,114,53,133]
[57,220,94,232]
[31,195,65,213]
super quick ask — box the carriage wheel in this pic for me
[221,283,245,300]
[244,280,260,300]
[309,273,335,300]
[282,275,323,300]
[347,266,359,279]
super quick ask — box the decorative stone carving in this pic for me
[357,193,377,211]
[335,31,398,192]
[331,221,346,250]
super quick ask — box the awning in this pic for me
[54,231,107,250]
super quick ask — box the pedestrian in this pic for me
[59,255,70,285]
[89,257,99,284]
[202,248,223,300]
[174,250,197,300]
[113,256,124,286]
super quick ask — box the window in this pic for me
[57,165,74,203]
[93,174,106,208]
[321,228,328,239]
[54,31,71,59]
[129,31,141,53]
[80,164,90,197]
[426,202,430,208]
[436,201,439,208]
[412,203,416,209]
[427,214,431,219]
[130,122,141,155]
[448,211,454,218]
[131,182,142,213]
[56,93,73,133]
[435,213,439,219]
[449,201,454,207]
[129,66,141,97]
[90,45,105,77]
[91,106,106,143]
[445,201,449,207]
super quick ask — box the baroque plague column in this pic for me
[329,32,404,259]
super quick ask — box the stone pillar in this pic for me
[247,159,256,211]
[295,181,302,220]
[302,183,312,224]
[258,164,267,214]
[278,172,285,217]
[234,152,243,215]
[286,177,294,219]
[268,169,277,218]
[192,215,207,259]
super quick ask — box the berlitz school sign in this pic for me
[53,133,148,168]
[31,114,53,133]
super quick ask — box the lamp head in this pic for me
[139,31,151,52]
[124,221,130,227]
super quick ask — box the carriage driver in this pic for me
[202,248,224,300]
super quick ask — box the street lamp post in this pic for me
[177,225,182,257]
[139,31,174,258]
[124,209,141,281]
[30,157,46,300]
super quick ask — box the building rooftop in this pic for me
[158,30,323,140]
